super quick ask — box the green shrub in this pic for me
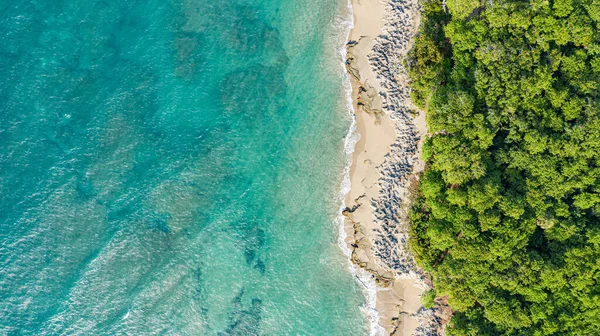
[408,0,600,334]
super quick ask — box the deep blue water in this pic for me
[0,0,367,334]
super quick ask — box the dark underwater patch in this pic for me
[224,289,263,336]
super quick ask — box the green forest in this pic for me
[407,0,600,334]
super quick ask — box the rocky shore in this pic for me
[343,0,452,334]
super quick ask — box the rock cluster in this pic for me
[369,0,422,284]
[365,0,448,334]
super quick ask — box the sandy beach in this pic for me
[342,0,447,334]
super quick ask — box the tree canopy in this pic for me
[408,0,600,334]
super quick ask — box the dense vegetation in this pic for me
[407,0,600,334]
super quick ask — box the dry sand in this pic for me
[342,0,446,334]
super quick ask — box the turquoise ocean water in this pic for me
[0,0,369,334]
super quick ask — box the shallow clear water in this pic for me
[0,0,367,334]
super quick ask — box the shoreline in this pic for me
[335,1,383,334]
[341,0,447,334]
[335,1,385,334]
